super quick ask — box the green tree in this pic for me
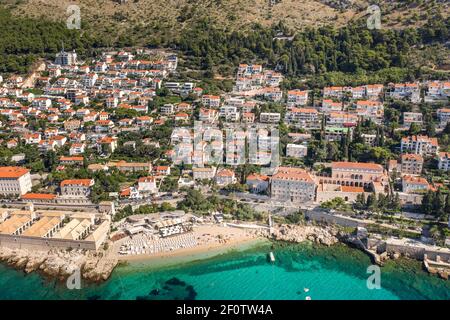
[421,190,434,215]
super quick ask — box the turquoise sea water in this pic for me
[0,242,449,300]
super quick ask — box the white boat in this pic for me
[269,252,275,262]
[304,288,309,293]
[305,296,311,300]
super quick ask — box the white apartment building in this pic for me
[0,167,32,196]
[137,176,158,195]
[60,179,95,198]
[55,49,77,66]
[365,84,384,99]
[323,86,345,98]
[361,134,377,146]
[355,100,384,124]
[219,105,240,122]
[246,174,270,193]
[400,154,423,175]
[326,112,358,127]
[215,169,237,186]
[161,104,175,115]
[263,87,283,102]
[390,83,420,102]
[83,73,98,87]
[260,112,281,123]
[32,98,51,110]
[202,95,221,107]
[237,64,263,77]
[403,112,423,128]
[287,90,308,107]
[437,108,450,127]
[402,176,430,194]
[192,167,217,180]
[400,135,439,156]
[438,152,450,171]
[286,144,308,158]
[69,143,86,155]
[425,81,450,102]
[106,97,118,109]
[351,87,365,99]
[285,108,319,128]
[321,100,342,113]
[198,108,218,123]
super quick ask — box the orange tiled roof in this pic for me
[273,167,314,183]
[247,174,270,182]
[21,193,56,200]
[217,169,234,177]
[138,176,156,183]
[60,179,93,187]
[403,175,428,185]
[290,108,317,114]
[331,161,383,171]
[401,154,423,161]
[60,156,83,162]
[0,167,29,179]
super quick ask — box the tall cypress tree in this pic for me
[421,190,434,215]
[433,189,446,218]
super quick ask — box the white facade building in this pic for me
[0,167,32,196]
[271,167,316,203]
[286,144,308,158]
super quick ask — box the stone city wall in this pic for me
[305,210,365,228]
[0,234,99,251]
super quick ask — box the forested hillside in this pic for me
[0,9,96,73]
[0,1,449,86]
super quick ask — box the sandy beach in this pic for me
[112,225,269,268]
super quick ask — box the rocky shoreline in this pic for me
[2,223,447,282]
[265,224,449,280]
[0,224,341,282]
[263,223,343,246]
[0,246,118,282]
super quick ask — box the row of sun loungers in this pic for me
[118,232,198,256]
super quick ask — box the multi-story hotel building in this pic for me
[271,167,316,203]
[0,167,32,196]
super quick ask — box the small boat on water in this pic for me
[269,252,275,262]
[304,288,310,293]
[305,296,311,300]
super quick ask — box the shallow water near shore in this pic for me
[0,241,449,300]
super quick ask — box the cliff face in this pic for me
[0,246,118,282]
